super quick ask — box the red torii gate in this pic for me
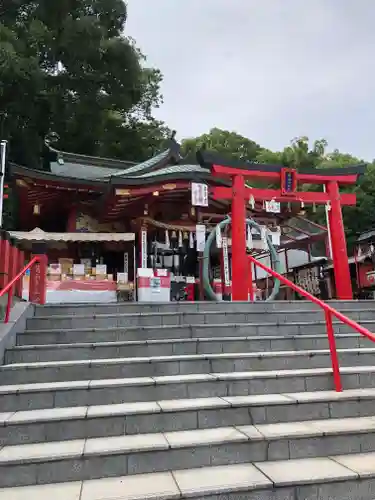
[198,152,366,301]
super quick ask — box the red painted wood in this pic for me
[211,186,356,206]
[0,239,10,289]
[326,181,353,299]
[212,164,359,185]
[231,175,248,301]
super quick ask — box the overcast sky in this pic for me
[126,1,375,160]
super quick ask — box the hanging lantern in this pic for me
[33,203,40,215]
[190,206,196,217]
[183,231,189,240]
[171,230,177,240]
[249,195,255,210]
[178,231,183,247]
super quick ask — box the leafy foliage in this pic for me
[0,0,168,168]
[183,130,374,249]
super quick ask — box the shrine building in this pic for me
[6,136,365,302]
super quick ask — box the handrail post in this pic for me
[0,231,10,289]
[324,311,343,392]
[249,261,255,302]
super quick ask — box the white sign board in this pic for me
[141,229,148,268]
[196,224,206,252]
[191,182,209,207]
[216,225,222,248]
[73,264,85,275]
[222,237,231,286]
[265,200,281,213]
[150,277,161,292]
[48,264,61,275]
[96,264,107,275]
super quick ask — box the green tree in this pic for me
[0,0,166,167]
[181,128,261,162]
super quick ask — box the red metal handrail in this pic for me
[248,254,375,392]
[0,256,40,323]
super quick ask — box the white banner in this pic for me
[191,182,209,207]
[216,225,222,248]
[124,252,129,274]
[269,227,281,246]
[141,229,148,268]
[196,224,206,252]
[189,231,194,249]
[246,225,252,249]
[222,237,230,286]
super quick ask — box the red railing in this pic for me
[248,254,375,392]
[0,256,46,323]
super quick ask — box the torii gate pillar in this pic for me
[231,175,249,301]
[326,180,353,299]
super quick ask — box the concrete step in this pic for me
[18,320,375,345]
[2,452,375,499]
[1,366,374,412]
[26,309,375,330]
[2,389,375,447]
[33,299,375,316]
[7,333,371,363]
[2,416,375,488]
[2,348,375,385]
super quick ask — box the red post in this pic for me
[231,175,248,300]
[4,243,19,322]
[326,181,353,299]
[29,253,47,305]
[16,250,25,298]
[325,310,342,392]
[248,262,254,302]
[0,232,10,289]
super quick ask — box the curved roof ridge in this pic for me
[45,142,137,169]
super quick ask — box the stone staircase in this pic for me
[2,301,375,499]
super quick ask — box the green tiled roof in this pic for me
[134,164,208,178]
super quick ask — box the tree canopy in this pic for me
[0,0,169,167]
[182,130,373,248]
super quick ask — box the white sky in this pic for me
[126,0,375,160]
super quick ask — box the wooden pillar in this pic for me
[0,230,10,289]
[231,175,248,301]
[29,243,47,304]
[326,181,353,299]
[16,249,25,298]
[66,207,77,232]
[8,240,18,285]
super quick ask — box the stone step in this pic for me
[1,348,375,385]
[2,416,375,488]
[7,333,370,363]
[18,320,375,345]
[26,309,375,330]
[0,366,374,412]
[33,299,375,316]
[2,389,375,447]
[2,452,375,500]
